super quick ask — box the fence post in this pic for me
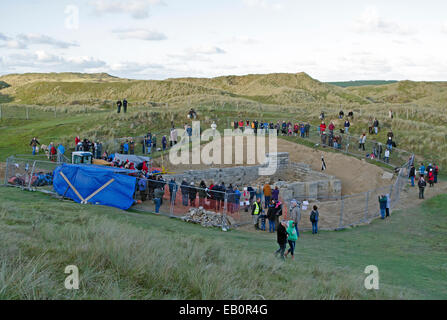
[338,197,344,229]
[3,156,9,185]
[345,136,350,153]
[27,160,36,190]
[26,107,29,120]
[54,106,57,118]
[0,105,2,120]
[364,191,369,222]
[170,184,176,218]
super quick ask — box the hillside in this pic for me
[0,72,368,106]
[328,80,398,88]
[346,80,447,104]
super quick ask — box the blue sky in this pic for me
[1,0,447,81]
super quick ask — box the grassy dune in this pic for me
[0,185,446,299]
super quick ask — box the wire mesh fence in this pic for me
[1,153,412,231]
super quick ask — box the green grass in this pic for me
[0,186,446,299]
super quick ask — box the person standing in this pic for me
[154,186,164,214]
[409,164,416,187]
[359,133,366,151]
[275,220,288,260]
[289,200,301,238]
[418,176,427,199]
[129,139,135,155]
[189,182,197,207]
[419,162,426,178]
[428,169,435,187]
[138,176,147,202]
[385,194,391,218]
[30,137,40,155]
[378,195,387,219]
[168,178,177,204]
[251,198,262,230]
[162,136,167,151]
[123,140,129,154]
[180,179,189,206]
[57,143,65,163]
[384,148,390,163]
[123,99,128,113]
[198,180,207,207]
[434,163,439,184]
[263,183,272,209]
[310,205,319,234]
[373,118,379,135]
[272,186,279,202]
[117,100,122,113]
[267,199,276,233]
[344,119,350,134]
[284,221,298,260]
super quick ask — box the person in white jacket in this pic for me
[211,121,217,137]
[384,148,390,163]
[358,133,367,151]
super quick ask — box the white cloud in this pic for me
[189,46,226,55]
[242,0,283,10]
[354,6,415,36]
[442,22,447,34]
[17,34,79,49]
[0,33,78,50]
[90,0,163,19]
[112,29,167,41]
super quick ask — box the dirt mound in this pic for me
[162,136,390,195]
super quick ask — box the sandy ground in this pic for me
[157,136,391,195]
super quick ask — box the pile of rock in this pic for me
[181,207,235,228]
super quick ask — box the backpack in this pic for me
[310,211,317,223]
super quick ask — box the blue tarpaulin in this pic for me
[53,164,137,210]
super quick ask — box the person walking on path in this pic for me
[284,221,298,260]
[418,176,427,199]
[379,195,387,219]
[30,137,40,155]
[310,205,319,234]
[289,200,301,238]
[275,220,288,260]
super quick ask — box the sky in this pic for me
[1,0,447,81]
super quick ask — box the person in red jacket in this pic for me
[328,121,335,133]
[320,121,327,135]
[75,136,80,146]
[428,169,435,187]
[49,142,57,162]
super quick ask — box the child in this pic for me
[260,210,267,231]
[284,221,298,260]
[275,220,288,260]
